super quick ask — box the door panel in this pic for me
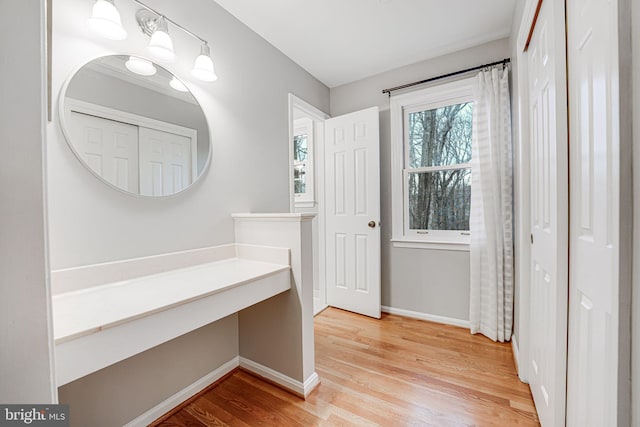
[527,0,569,425]
[325,107,381,318]
[68,111,139,192]
[566,0,619,424]
[139,127,193,196]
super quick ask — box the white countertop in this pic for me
[52,257,290,344]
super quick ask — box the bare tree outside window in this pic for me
[406,102,472,231]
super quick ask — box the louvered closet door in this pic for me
[527,0,569,425]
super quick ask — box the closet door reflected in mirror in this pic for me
[60,55,211,197]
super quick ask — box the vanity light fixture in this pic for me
[88,0,219,82]
[169,77,189,92]
[125,56,156,76]
[88,0,127,40]
[147,16,176,63]
[191,43,218,82]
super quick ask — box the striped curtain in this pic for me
[469,67,514,342]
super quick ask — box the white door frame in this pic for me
[514,0,570,387]
[288,94,330,314]
[513,0,541,384]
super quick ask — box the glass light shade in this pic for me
[147,18,175,62]
[88,0,127,40]
[191,44,218,82]
[125,56,156,76]
[169,77,188,92]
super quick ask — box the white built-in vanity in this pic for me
[52,243,289,385]
[50,213,318,425]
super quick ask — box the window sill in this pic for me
[294,201,315,208]
[391,239,470,252]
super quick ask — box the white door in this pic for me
[566,0,621,424]
[68,111,139,192]
[139,127,194,196]
[325,107,381,318]
[526,0,569,425]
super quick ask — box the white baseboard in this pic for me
[124,356,239,427]
[381,305,470,329]
[313,302,329,316]
[511,334,529,384]
[511,333,520,373]
[239,357,319,398]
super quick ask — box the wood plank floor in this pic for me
[153,308,539,426]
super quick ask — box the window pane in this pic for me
[408,102,472,168]
[294,134,308,161]
[408,169,471,231]
[294,165,306,194]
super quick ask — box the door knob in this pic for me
[368,221,376,228]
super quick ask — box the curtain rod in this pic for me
[381,58,511,95]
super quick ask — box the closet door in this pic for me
[526,0,569,425]
[138,127,193,196]
[68,111,139,192]
[566,0,623,424]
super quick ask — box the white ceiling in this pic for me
[213,0,517,88]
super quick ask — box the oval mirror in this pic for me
[60,55,211,197]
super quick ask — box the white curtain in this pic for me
[469,67,513,342]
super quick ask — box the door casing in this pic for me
[288,94,330,315]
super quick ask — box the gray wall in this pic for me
[632,0,639,423]
[330,39,510,321]
[50,0,329,424]
[619,0,634,423]
[0,0,56,403]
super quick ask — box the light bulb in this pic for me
[148,17,175,62]
[191,43,218,82]
[169,77,188,92]
[125,56,156,76]
[88,0,127,41]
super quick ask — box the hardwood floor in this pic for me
[153,308,539,426]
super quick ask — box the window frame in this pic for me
[390,77,475,251]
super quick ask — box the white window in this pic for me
[293,117,314,207]
[390,77,474,250]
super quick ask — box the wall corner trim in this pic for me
[123,356,240,427]
[239,357,319,398]
[381,306,470,329]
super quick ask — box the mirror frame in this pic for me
[58,54,213,198]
